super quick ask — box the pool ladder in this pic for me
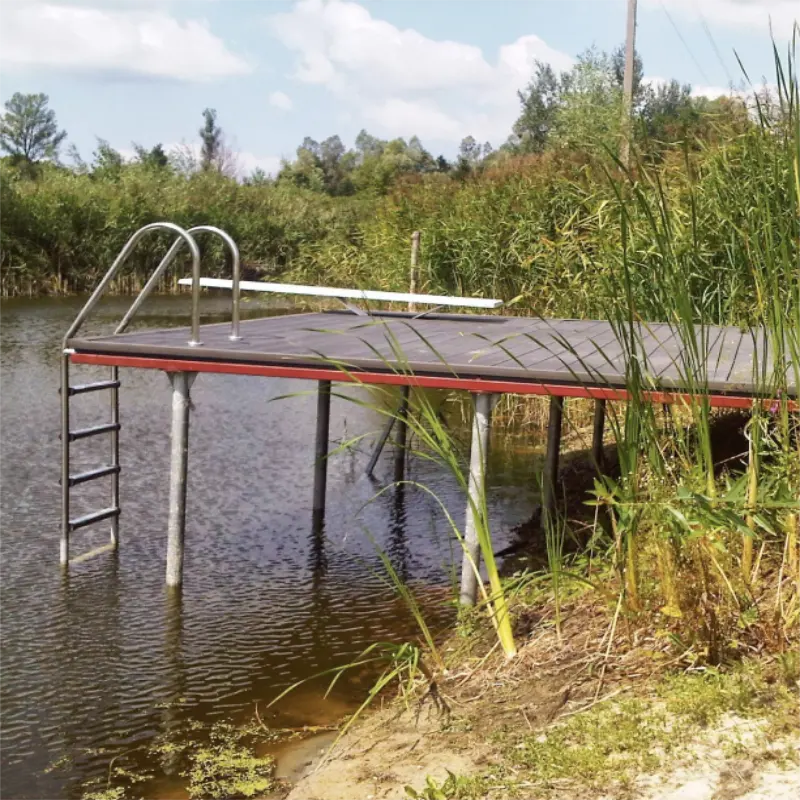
[59,363,122,565]
[60,221,242,567]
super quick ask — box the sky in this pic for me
[0,0,797,176]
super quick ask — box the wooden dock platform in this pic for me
[68,310,785,407]
[58,221,793,599]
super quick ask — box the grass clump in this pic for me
[497,660,799,798]
[512,698,668,791]
[405,770,491,800]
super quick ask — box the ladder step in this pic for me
[65,380,120,396]
[69,506,120,532]
[68,423,120,442]
[70,542,116,565]
[68,465,121,487]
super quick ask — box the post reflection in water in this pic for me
[160,587,186,778]
[388,482,410,584]
[0,296,533,799]
[308,510,331,656]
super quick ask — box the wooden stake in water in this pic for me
[408,231,420,313]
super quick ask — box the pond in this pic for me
[0,294,539,798]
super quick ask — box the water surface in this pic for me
[0,295,538,798]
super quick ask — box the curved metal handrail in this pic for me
[116,225,241,341]
[62,222,203,348]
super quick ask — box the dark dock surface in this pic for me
[68,310,788,405]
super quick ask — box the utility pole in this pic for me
[620,0,638,169]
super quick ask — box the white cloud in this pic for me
[174,140,281,178]
[269,91,294,111]
[364,99,462,141]
[648,1,798,33]
[237,151,282,176]
[691,85,736,100]
[0,2,251,81]
[267,0,574,147]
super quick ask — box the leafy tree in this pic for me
[610,45,645,106]
[319,134,355,195]
[354,129,384,161]
[512,62,561,153]
[199,108,222,171]
[92,138,124,179]
[277,138,326,192]
[0,92,67,163]
[245,167,272,186]
[553,48,624,152]
[453,135,486,178]
[639,80,697,143]
[133,142,169,170]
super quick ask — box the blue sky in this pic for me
[1,1,796,175]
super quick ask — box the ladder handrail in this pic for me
[115,225,241,340]
[62,222,203,348]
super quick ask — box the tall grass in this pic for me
[335,36,800,669]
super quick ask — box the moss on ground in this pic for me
[406,658,799,799]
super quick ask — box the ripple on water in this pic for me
[0,296,537,799]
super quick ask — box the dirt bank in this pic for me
[277,596,799,800]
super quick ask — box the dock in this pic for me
[59,223,792,603]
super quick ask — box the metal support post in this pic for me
[459,392,495,606]
[166,372,194,587]
[312,380,332,516]
[365,416,395,477]
[393,385,410,485]
[591,399,606,474]
[542,396,564,529]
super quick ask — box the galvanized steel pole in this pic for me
[312,380,332,516]
[542,396,564,528]
[166,372,194,587]
[393,385,410,485]
[460,392,494,606]
[591,399,606,474]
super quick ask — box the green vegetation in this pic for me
[404,659,799,799]
[0,42,773,305]
[21,33,800,800]
[77,718,280,800]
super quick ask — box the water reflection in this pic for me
[388,483,411,584]
[0,295,538,799]
[160,589,186,777]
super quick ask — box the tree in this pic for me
[553,49,624,152]
[354,129,384,161]
[92,138,124,178]
[611,45,645,107]
[639,79,697,144]
[512,62,561,153]
[199,108,222,171]
[0,92,67,163]
[454,135,484,178]
[133,142,169,170]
